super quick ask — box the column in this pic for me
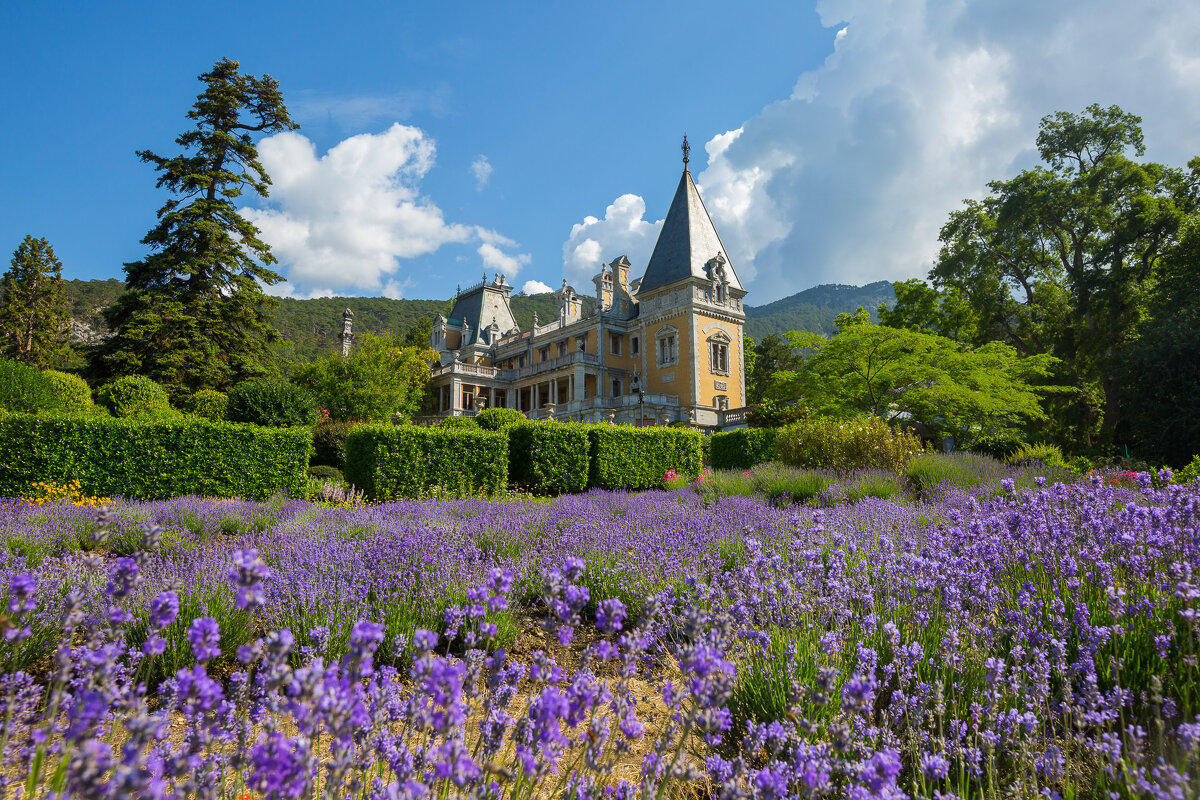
[450,377,462,412]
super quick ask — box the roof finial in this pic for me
[681,134,690,170]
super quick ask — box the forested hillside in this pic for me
[743,281,895,341]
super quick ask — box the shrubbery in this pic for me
[475,407,526,431]
[965,430,1027,460]
[0,360,64,414]
[588,426,704,490]
[97,375,172,418]
[0,414,310,500]
[345,425,508,501]
[226,379,319,428]
[774,415,924,471]
[186,389,228,421]
[508,421,590,494]
[710,428,778,470]
[436,416,479,429]
[43,370,93,411]
[1008,443,1068,468]
[311,420,357,470]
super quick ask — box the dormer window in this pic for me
[715,284,727,304]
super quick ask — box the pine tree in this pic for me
[0,235,70,368]
[90,58,297,396]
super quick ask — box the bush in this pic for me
[437,416,479,429]
[964,430,1027,460]
[0,359,64,413]
[1008,443,1068,468]
[587,427,704,490]
[0,414,310,500]
[226,379,319,428]
[475,407,526,431]
[1173,454,1200,485]
[710,428,778,470]
[905,452,1005,494]
[43,370,93,410]
[345,426,508,501]
[186,389,228,421]
[97,375,172,418]
[312,420,357,470]
[774,416,923,472]
[307,464,344,482]
[508,421,590,495]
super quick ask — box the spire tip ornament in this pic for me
[681,134,690,170]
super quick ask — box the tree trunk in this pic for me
[1100,373,1120,451]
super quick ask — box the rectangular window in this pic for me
[558,340,569,356]
[539,347,550,362]
[710,341,729,374]
[576,336,587,352]
[657,335,676,366]
[609,333,622,356]
[631,335,640,355]
[611,378,622,397]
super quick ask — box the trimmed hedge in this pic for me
[311,420,357,470]
[587,426,704,490]
[508,421,590,495]
[345,425,508,501]
[0,359,64,413]
[227,379,319,428]
[186,389,228,421]
[710,428,778,471]
[475,407,526,431]
[44,370,93,411]
[97,375,171,418]
[0,414,310,500]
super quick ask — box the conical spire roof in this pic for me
[638,164,742,295]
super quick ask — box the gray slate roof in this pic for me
[637,168,743,294]
[447,283,518,346]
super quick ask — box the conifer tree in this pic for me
[0,235,70,368]
[90,58,296,395]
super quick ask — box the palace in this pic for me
[425,138,748,429]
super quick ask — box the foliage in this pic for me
[774,415,924,472]
[962,429,1027,460]
[185,388,227,421]
[747,333,801,405]
[507,421,590,494]
[306,464,343,481]
[1121,219,1200,466]
[0,414,310,499]
[89,59,296,396]
[311,420,358,470]
[345,425,508,500]
[226,378,318,428]
[96,374,172,418]
[587,426,704,490]
[474,407,526,431]
[710,428,778,470]
[921,104,1200,449]
[0,235,70,368]
[434,416,478,429]
[1173,455,1200,486]
[0,359,64,414]
[745,398,807,428]
[291,334,436,423]
[774,311,1056,443]
[904,451,1007,494]
[43,370,93,411]
[1009,443,1068,468]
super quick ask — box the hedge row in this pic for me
[0,414,310,500]
[710,428,778,471]
[345,426,509,501]
[345,422,706,499]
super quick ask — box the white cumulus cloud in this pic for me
[521,280,554,295]
[571,0,1200,304]
[471,155,493,190]
[243,124,528,297]
[561,194,663,290]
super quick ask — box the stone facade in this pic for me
[425,150,748,429]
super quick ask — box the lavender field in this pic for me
[1,470,1198,798]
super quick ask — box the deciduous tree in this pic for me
[292,335,437,423]
[89,58,296,397]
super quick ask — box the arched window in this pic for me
[707,330,730,376]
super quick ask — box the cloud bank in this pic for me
[561,194,663,290]
[243,124,528,298]
[565,0,1200,303]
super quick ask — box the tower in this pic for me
[340,307,354,358]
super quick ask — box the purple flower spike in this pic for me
[597,597,627,633]
[187,616,222,662]
[148,591,179,629]
[413,628,439,651]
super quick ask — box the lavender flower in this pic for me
[187,616,221,662]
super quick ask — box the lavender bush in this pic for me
[0,469,1196,798]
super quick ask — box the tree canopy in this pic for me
[89,58,296,398]
[0,236,70,368]
[769,310,1056,445]
[291,335,437,423]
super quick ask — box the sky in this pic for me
[2,1,1198,306]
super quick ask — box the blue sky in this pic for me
[3,1,1199,305]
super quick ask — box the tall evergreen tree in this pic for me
[0,235,70,368]
[90,58,296,396]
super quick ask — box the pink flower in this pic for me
[664,469,678,482]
